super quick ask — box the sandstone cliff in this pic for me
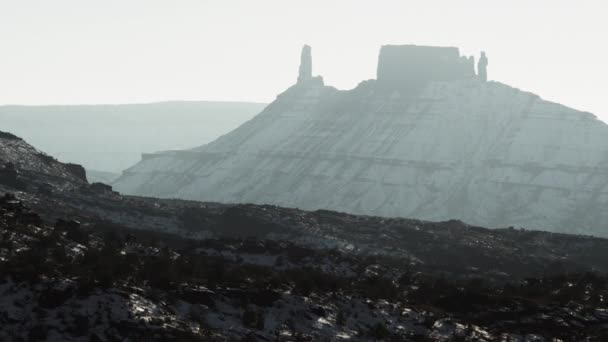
[114,45,608,237]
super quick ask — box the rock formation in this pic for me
[478,51,488,81]
[297,45,312,83]
[89,181,117,194]
[0,130,88,190]
[114,45,608,237]
[64,163,88,182]
[377,45,476,92]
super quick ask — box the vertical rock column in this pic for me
[297,45,312,83]
[478,52,488,82]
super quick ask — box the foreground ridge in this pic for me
[2,192,608,340]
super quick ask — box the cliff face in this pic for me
[377,45,475,91]
[114,45,608,237]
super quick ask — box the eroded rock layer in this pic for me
[114,45,608,236]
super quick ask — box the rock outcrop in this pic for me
[478,51,489,81]
[297,45,312,83]
[64,163,87,182]
[295,44,324,87]
[377,45,476,91]
[114,45,608,237]
[0,130,88,190]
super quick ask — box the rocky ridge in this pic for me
[0,130,87,190]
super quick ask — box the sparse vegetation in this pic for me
[1,193,608,340]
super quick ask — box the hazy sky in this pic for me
[1,1,606,121]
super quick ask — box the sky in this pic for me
[0,0,606,121]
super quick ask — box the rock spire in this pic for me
[297,45,312,83]
[478,51,488,82]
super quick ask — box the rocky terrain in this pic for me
[115,45,608,237]
[0,131,87,190]
[2,132,608,340]
[3,192,608,341]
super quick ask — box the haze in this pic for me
[0,0,606,121]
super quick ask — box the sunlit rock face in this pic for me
[114,45,608,237]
